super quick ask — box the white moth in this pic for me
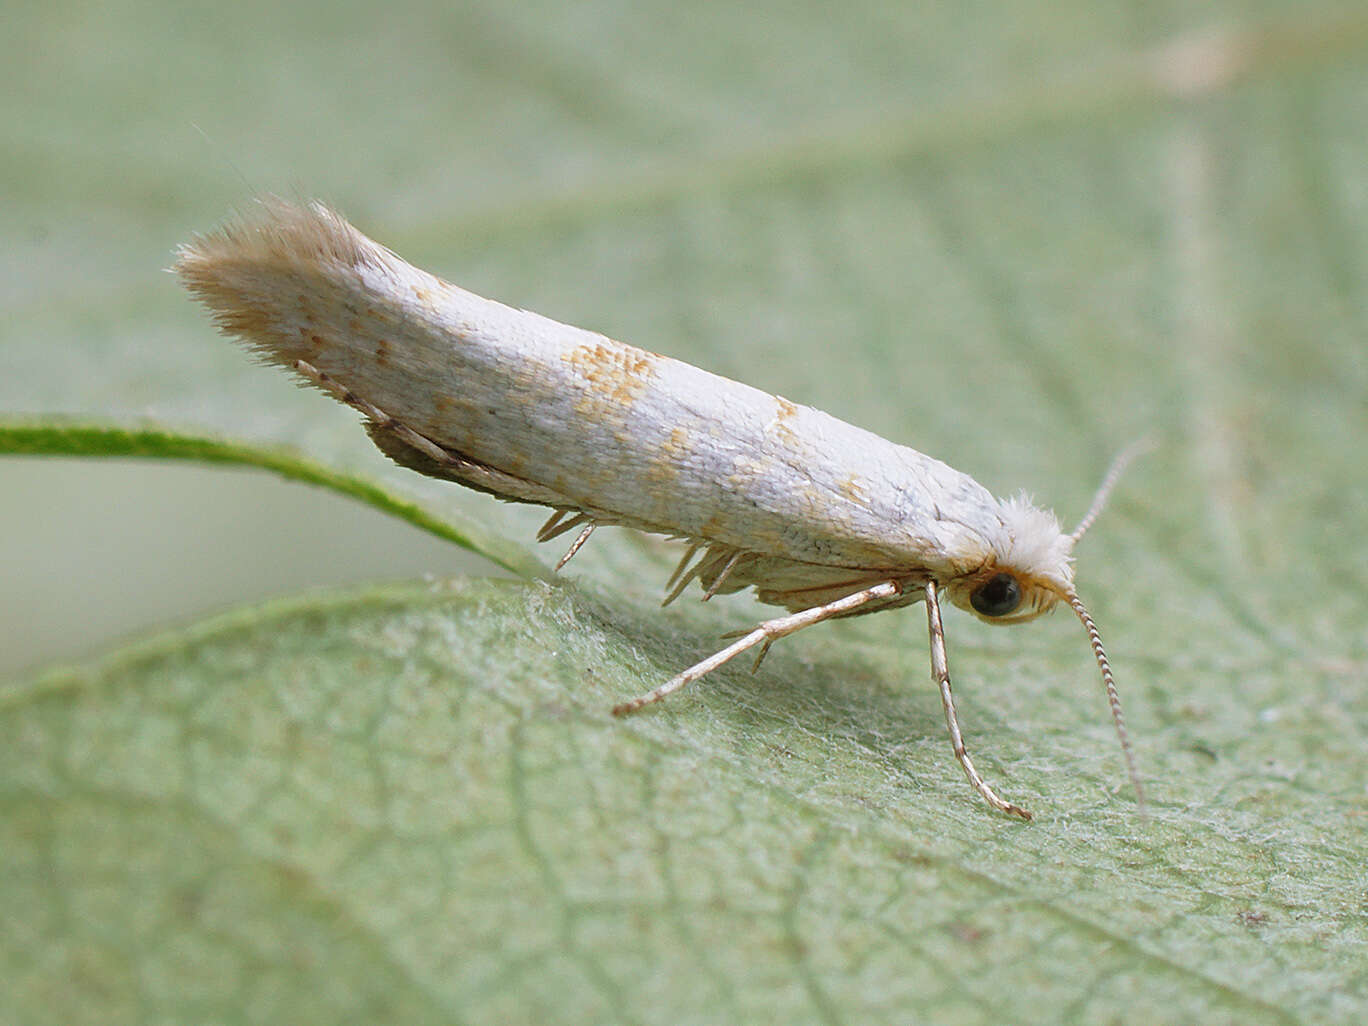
[176,200,1144,820]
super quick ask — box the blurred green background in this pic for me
[4,1,1367,1023]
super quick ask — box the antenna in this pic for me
[1070,437,1154,543]
[1069,592,1146,811]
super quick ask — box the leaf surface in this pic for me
[4,1,1368,1022]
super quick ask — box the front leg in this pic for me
[925,579,1032,820]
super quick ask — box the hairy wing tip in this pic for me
[174,201,390,387]
[173,198,380,296]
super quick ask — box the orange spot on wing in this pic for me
[566,341,654,401]
[644,460,677,484]
[768,396,802,447]
[661,426,691,459]
[838,474,866,503]
[565,340,656,420]
[645,426,691,484]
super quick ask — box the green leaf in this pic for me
[5,1,1368,1023]
[0,420,547,580]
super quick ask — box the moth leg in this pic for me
[612,580,902,716]
[536,509,570,540]
[661,544,736,608]
[664,542,703,593]
[554,523,596,571]
[750,639,774,673]
[538,511,592,542]
[700,549,744,601]
[924,580,1032,821]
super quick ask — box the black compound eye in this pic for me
[970,573,1022,617]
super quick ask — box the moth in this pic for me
[176,200,1144,819]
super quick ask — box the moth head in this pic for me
[944,494,1074,625]
[945,439,1152,626]
[942,441,1152,811]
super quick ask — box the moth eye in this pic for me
[971,573,1022,617]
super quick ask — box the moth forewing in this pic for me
[176,200,1144,819]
